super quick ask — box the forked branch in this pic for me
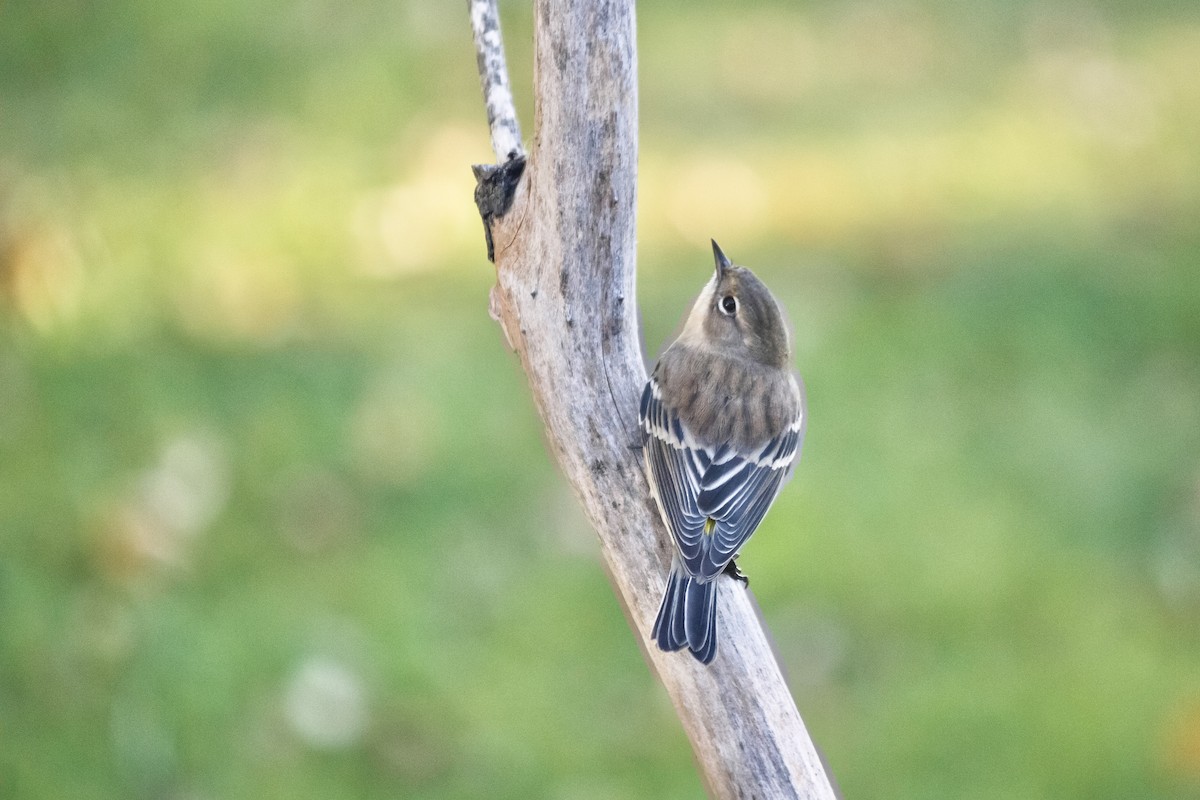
[467,1,837,797]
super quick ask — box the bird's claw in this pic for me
[723,558,749,586]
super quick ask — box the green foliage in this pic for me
[2,1,1199,798]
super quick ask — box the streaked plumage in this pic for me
[641,241,805,664]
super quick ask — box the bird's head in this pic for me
[679,240,791,369]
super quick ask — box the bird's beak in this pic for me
[711,239,731,278]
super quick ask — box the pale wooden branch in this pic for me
[469,0,523,161]
[468,1,837,797]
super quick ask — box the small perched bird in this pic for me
[640,240,805,664]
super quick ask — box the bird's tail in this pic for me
[652,562,719,664]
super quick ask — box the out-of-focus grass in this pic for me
[2,1,1199,799]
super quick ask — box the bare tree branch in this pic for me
[468,1,837,797]
[469,0,523,161]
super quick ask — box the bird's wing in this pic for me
[640,379,707,548]
[640,378,803,582]
[691,425,800,579]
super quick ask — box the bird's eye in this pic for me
[719,295,738,315]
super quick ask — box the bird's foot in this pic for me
[723,558,749,586]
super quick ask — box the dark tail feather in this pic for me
[652,568,685,653]
[652,567,719,664]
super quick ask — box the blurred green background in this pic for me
[2,0,1199,797]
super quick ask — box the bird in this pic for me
[640,240,805,664]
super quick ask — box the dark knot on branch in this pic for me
[471,152,526,262]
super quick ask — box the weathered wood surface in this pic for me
[468,1,837,797]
